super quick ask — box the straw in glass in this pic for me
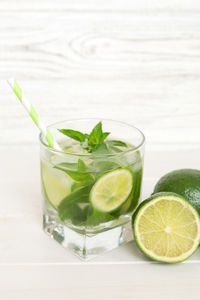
[7,78,61,150]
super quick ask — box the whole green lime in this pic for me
[153,169,200,215]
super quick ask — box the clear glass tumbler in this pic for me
[40,119,145,259]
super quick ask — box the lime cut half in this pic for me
[41,163,71,209]
[90,168,134,213]
[134,193,200,263]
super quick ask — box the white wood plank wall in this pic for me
[0,0,200,149]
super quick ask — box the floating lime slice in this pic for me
[41,162,72,209]
[133,193,200,263]
[90,168,134,213]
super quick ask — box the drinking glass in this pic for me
[40,119,145,259]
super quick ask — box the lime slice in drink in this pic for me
[133,193,200,263]
[118,192,133,214]
[41,163,72,209]
[90,168,134,213]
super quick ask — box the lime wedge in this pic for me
[41,162,72,209]
[133,193,200,263]
[90,168,134,213]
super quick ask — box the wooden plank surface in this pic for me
[0,147,199,299]
[1,0,200,298]
[0,147,199,264]
[0,263,200,300]
[1,1,200,147]
[2,78,200,148]
[1,0,200,11]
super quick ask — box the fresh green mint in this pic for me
[58,121,128,154]
[86,209,114,226]
[54,159,94,183]
[58,121,110,153]
[58,129,85,142]
[87,122,110,148]
[58,185,92,224]
[92,160,120,173]
[92,143,110,155]
[56,121,128,184]
[106,140,127,153]
[58,185,114,226]
[106,140,127,147]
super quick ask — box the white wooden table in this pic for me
[1,0,200,298]
[0,146,199,299]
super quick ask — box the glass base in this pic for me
[43,214,133,260]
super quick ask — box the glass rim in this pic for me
[39,118,145,157]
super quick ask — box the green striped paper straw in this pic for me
[7,78,61,151]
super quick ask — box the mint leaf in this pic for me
[71,182,87,192]
[58,129,85,142]
[54,159,94,183]
[58,185,115,226]
[88,123,110,150]
[64,170,93,183]
[106,140,127,153]
[101,132,110,142]
[58,186,92,224]
[92,143,110,155]
[55,166,94,183]
[58,122,112,153]
[77,159,87,171]
[106,140,127,147]
[88,122,103,147]
[109,146,123,153]
[86,209,114,226]
[92,160,120,172]
[55,162,78,171]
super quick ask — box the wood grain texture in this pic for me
[0,147,200,300]
[1,0,200,12]
[1,3,200,298]
[0,263,200,300]
[0,1,200,148]
[0,147,199,264]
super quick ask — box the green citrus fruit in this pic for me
[41,162,71,209]
[90,168,134,213]
[133,192,200,263]
[153,169,200,215]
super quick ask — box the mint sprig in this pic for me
[58,121,110,153]
[56,121,128,183]
[88,122,110,148]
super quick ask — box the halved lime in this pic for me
[133,193,200,263]
[41,162,72,209]
[90,168,134,213]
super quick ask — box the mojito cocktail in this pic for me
[40,119,145,259]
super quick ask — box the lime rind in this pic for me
[153,169,200,215]
[133,193,200,263]
[90,168,134,213]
